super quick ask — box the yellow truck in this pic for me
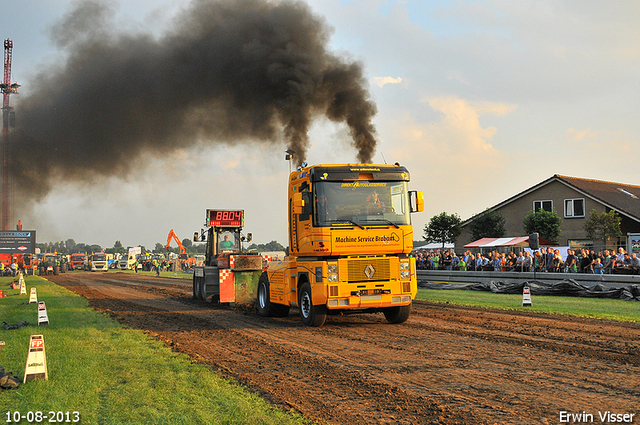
[258,163,424,326]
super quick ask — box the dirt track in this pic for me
[47,272,640,425]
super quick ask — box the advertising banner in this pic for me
[627,233,640,256]
[0,230,36,255]
[332,229,405,254]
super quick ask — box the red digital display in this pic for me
[206,210,244,227]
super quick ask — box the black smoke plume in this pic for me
[11,0,377,200]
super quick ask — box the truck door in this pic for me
[290,183,311,254]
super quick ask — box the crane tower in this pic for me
[1,38,19,230]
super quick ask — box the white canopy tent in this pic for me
[412,242,454,252]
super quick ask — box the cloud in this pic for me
[472,101,518,117]
[376,95,522,228]
[372,76,403,87]
[424,96,516,153]
[220,159,241,171]
[566,128,599,142]
[446,70,471,86]
[381,96,517,164]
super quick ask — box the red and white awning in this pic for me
[464,236,556,248]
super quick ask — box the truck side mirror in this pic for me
[292,192,304,214]
[409,190,424,213]
[292,192,312,219]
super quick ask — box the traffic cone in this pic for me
[522,284,532,307]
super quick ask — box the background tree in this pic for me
[423,212,462,249]
[246,240,286,252]
[522,210,561,242]
[106,240,127,255]
[584,210,622,247]
[76,243,91,253]
[65,239,77,252]
[113,240,126,254]
[469,209,506,241]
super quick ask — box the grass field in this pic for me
[416,288,640,323]
[0,274,309,425]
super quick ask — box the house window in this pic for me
[564,198,585,218]
[534,200,553,212]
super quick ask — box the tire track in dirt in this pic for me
[48,272,640,425]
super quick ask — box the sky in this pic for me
[2,0,639,250]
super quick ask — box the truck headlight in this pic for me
[328,264,338,282]
[400,261,410,279]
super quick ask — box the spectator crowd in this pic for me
[412,247,640,274]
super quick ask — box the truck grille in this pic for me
[347,258,390,282]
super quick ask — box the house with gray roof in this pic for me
[457,175,640,249]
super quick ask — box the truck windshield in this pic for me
[217,229,240,252]
[313,181,411,227]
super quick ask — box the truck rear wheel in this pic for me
[194,275,204,300]
[257,273,290,317]
[299,282,326,327]
[200,278,209,301]
[383,304,411,324]
[192,275,199,299]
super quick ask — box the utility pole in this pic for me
[1,39,19,230]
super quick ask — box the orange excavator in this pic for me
[166,229,188,259]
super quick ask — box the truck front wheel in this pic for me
[299,282,326,327]
[383,304,411,324]
[257,273,290,317]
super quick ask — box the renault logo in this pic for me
[364,264,375,278]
